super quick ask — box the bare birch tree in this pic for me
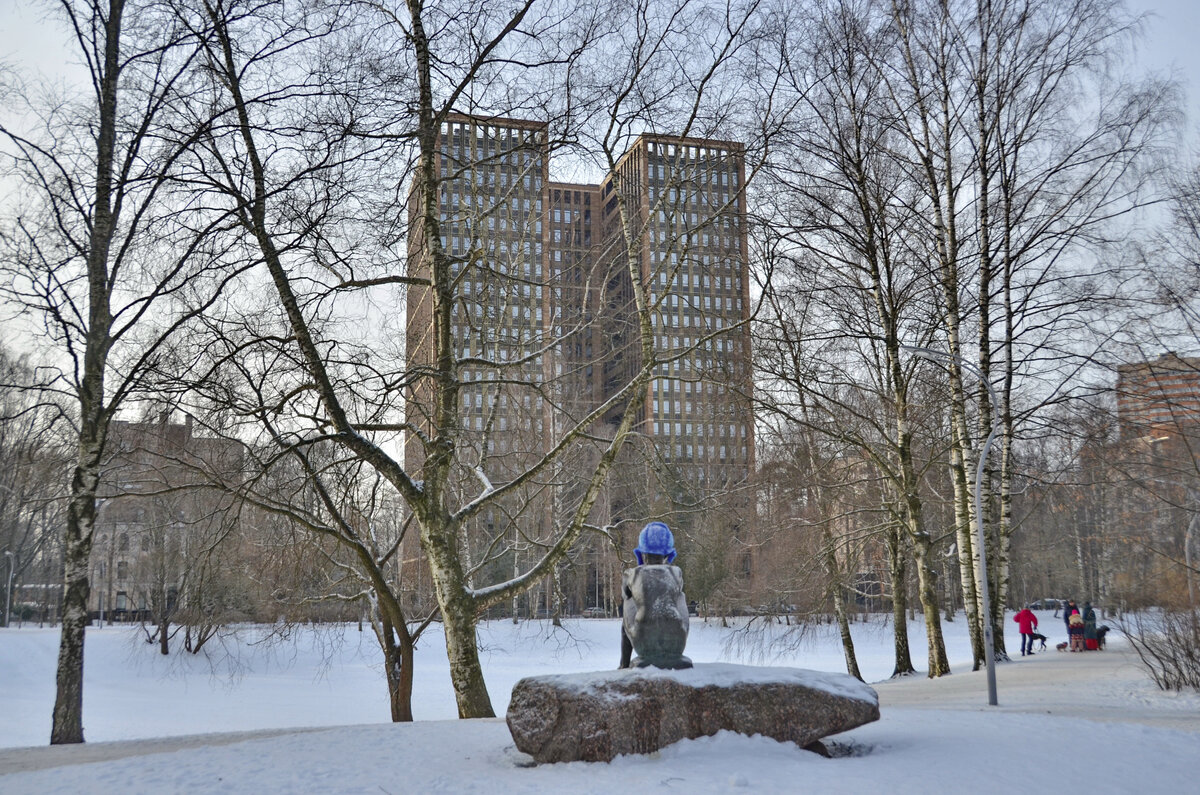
[0,0,249,743]
[849,0,1174,667]
[168,0,774,718]
[754,0,952,676]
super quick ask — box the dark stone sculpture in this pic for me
[622,564,691,669]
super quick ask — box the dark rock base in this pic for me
[630,654,692,669]
[506,663,880,764]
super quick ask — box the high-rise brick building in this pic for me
[1116,353,1200,440]
[600,134,754,491]
[403,116,754,612]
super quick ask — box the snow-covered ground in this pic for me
[2,611,1198,793]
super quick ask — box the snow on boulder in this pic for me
[506,663,880,764]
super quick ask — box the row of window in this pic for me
[648,183,736,206]
[94,560,131,581]
[653,419,748,439]
[440,140,541,166]
[457,373,549,396]
[461,302,544,323]
[653,357,735,376]
[96,590,153,612]
[645,157,739,185]
[461,414,548,434]
[440,221,594,247]
[442,167,541,193]
[649,270,740,290]
[440,194,543,213]
[652,377,732,398]
[461,281,544,300]
[552,207,591,223]
[652,335,739,358]
[651,296,742,316]
[648,223,739,246]
[645,138,737,158]
[450,239,541,259]
[660,442,749,463]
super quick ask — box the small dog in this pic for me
[1029,631,1048,651]
[1096,625,1109,650]
[1056,641,1069,652]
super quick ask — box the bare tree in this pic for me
[172,0,773,719]
[754,0,952,676]
[0,0,245,743]
[767,0,1177,670]
[0,348,69,627]
[957,0,1176,660]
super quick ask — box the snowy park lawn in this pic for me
[2,611,1199,793]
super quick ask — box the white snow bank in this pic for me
[532,662,878,704]
[3,611,1199,793]
[2,707,1198,794]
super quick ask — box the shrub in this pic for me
[1120,608,1200,692]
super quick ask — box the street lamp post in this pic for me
[4,550,14,629]
[903,345,1000,707]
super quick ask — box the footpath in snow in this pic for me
[874,643,1200,733]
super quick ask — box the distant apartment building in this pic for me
[1116,352,1200,441]
[599,134,754,492]
[403,116,755,611]
[89,415,244,622]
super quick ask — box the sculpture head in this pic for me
[635,521,676,565]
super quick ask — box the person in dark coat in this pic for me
[1013,606,1039,656]
[1083,601,1098,649]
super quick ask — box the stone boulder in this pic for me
[506,663,879,764]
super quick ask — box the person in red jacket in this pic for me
[1014,606,1039,656]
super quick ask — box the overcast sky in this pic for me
[1,1,1196,364]
[1128,0,1200,121]
[2,0,1199,118]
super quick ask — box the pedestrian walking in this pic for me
[1014,606,1039,656]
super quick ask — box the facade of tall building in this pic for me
[1110,354,1200,604]
[1116,353,1200,440]
[405,115,554,476]
[600,134,754,492]
[403,116,754,610]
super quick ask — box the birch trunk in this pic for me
[52,453,104,745]
[823,526,862,681]
[51,0,124,746]
[891,0,983,668]
[886,524,915,677]
[911,529,951,677]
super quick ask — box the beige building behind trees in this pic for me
[90,414,248,650]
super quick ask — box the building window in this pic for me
[117,561,129,581]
